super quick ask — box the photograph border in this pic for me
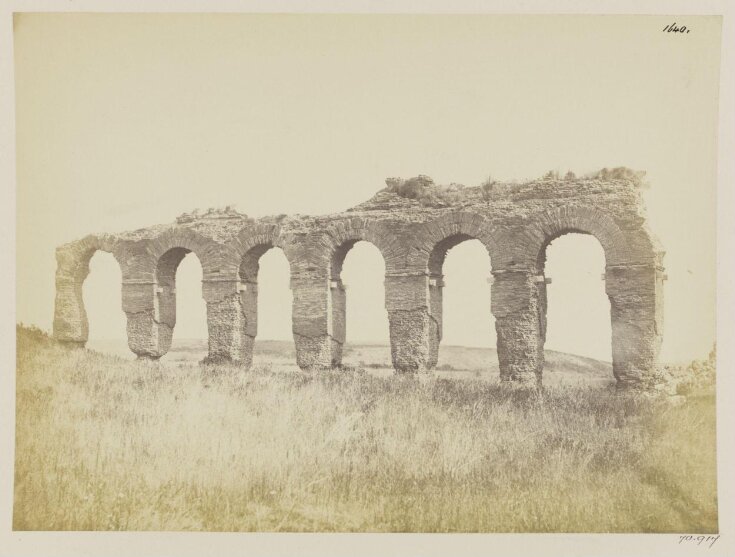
[1,1,733,555]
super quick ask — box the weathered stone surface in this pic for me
[492,271,545,382]
[52,173,665,389]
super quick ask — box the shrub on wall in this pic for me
[588,167,649,188]
[676,346,716,397]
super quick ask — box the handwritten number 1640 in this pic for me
[663,22,691,34]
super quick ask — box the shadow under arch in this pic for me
[331,239,389,369]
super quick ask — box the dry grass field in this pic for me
[14,325,718,532]
[88,337,616,387]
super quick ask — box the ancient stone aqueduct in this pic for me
[53,174,665,388]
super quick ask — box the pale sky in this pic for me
[15,13,721,363]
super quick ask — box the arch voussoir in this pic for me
[526,206,656,269]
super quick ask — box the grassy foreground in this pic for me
[14,326,718,532]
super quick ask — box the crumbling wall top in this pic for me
[57,168,656,255]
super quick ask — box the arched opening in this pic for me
[239,245,294,367]
[156,248,208,362]
[331,240,389,369]
[539,232,613,379]
[82,250,128,358]
[430,236,497,374]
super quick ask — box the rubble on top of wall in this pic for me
[176,206,248,223]
[170,207,254,244]
[349,168,648,213]
[63,168,651,247]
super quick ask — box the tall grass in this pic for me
[13,326,717,532]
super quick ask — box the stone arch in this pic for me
[149,229,237,342]
[53,234,126,345]
[153,247,204,327]
[410,212,502,274]
[143,245,208,359]
[522,206,657,270]
[233,223,293,282]
[537,231,611,361]
[56,234,125,279]
[149,227,239,283]
[116,227,239,288]
[227,224,295,368]
[428,234,487,277]
[407,213,500,371]
[120,228,240,360]
[521,206,662,385]
[323,218,400,278]
[527,213,617,362]
[322,221,393,367]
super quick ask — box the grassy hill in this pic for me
[88,338,614,384]
[15,326,717,532]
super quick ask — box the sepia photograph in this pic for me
[1,3,734,556]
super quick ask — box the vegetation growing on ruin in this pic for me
[385,167,649,207]
[672,345,717,397]
[584,167,649,188]
[535,166,647,186]
[14,325,716,532]
[385,175,471,207]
